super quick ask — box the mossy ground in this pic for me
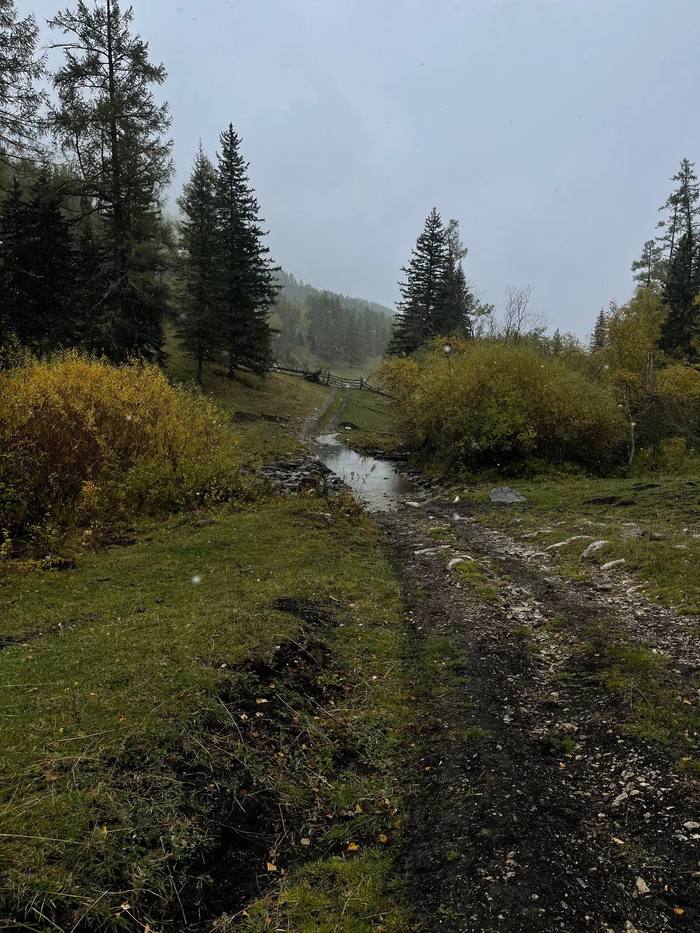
[0,366,413,931]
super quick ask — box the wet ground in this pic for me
[314,432,700,932]
[310,431,416,510]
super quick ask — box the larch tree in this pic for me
[49,0,173,362]
[177,145,219,383]
[0,0,45,162]
[632,239,665,289]
[214,124,278,377]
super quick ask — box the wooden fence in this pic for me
[273,364,389,396]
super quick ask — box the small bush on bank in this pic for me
[0,353,245,552]
[379,339,627,471]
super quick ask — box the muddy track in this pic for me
[377,499,700,933]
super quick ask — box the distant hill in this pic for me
[276,271,394,319]
[273,270,394,370]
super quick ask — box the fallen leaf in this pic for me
[301,837,311,847]
[377,833,389,844]
[266,862,277,872]
[347,841,360,852]
[673,908,685,917]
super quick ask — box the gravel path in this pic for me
[378,496,700,933]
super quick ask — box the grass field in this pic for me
[0,368,413,931]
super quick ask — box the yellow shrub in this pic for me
[655,363,700,399]
[0,353,241,549]
[380,339,627,470]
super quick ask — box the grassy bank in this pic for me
[340,388,700,612]
[0,369,412,931]
[320,389,403,456]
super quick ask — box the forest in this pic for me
[0,0,386,383]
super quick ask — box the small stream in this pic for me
[311,432,416,511]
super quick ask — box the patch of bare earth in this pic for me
[379,497,699,932]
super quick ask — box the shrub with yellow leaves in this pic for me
[379,339,627,471]
[0,352,243,552]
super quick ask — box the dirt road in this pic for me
[378,494,699,932]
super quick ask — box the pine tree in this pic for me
[388,208,450,355]
[0,1,45,161]
[632,239,664,288]
[177,146,219,383]
[591,308,607,349]
[660,233,699,360]
[49,0,173,361]
[214,124,278,376]
[435,218,475,337]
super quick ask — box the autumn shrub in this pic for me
[379,339,627,471]
[0,353,245,551]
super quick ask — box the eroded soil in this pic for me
[378,495,700,933]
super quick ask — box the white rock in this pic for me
[683,820,700,830]
[601,558,626,571]
[581,540,610,560]
[547,535,593,551]
[635,877,650,896]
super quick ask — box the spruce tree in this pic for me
[388,208,450,355]
[49,0,173,361]
[660,233,699,360]
[0,1,45,161]
[591,307,607,349]
[214,124,278,377]
[177,146,219,383]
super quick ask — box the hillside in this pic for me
[273,270,394,370]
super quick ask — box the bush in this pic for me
[379,339,627,471]
[0,353,244,551]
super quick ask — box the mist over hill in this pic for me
[273,270,394,370]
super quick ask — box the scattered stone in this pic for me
[683,820,700,831]
[635,877,650,896]
[580,540,610,560]
[601,558,626,571]
[621,524,643,539]
[448,558,466,571]
[547,535,593,551]
[489,486,526,504]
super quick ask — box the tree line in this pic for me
[274,274,392,368]
[0,0,351,381]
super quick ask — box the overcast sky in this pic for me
[22,0,700,334]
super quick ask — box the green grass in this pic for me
[0,358,413,930]
[462,474,700,611]
[594,643,700,750]
[326,389,403,455]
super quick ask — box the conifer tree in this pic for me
[49,0,173,361]
[656,159,700,264]
[0,172,78,353]
[388,208,450,355]
[437,220,475,337]
[214,124,278,377]
[0,0,45,161]
[591,307,607,349]
[632,239,664,288]
[177,146,219,383]
[660,233,699,360]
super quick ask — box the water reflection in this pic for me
[311,433,415,512]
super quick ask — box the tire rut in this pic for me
[379,503,700,932]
